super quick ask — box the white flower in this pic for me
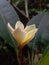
[7,21,38,47]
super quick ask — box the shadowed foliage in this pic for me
[0,0,20,28]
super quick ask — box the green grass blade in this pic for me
[38,46,49,65]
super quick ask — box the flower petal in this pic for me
[12,28,27,45]
[24,24,36,32]
[15,21,24,30]
[21,28,38,47]
[7,23,14,33]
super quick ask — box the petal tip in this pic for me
[15,21,24,30]
[7,23,14,33]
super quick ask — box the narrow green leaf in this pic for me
[38,46,49,65]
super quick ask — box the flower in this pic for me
[7,21,38,48]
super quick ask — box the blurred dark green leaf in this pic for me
[0,0,21,49]
[27,12,49,52]
[27,12,46,27]
[0,0,20,28]
[33,12,49,51]
[0,14,18,49]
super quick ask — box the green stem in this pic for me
[28,51,31,65]
[15,49,21,65]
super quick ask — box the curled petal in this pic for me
[24,24,36,32]
[7,23,14,33]
[15,21,24,30]
[21,28,38,47]
[12,28,27,45]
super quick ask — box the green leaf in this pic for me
[38,46,49,65]
[0,13,18,49]
[0,0,20,49]
[27,12,46,27]
[38,51,49,65]
[0,0,20,28]
[27,12,48,50]
[33,12,49,52]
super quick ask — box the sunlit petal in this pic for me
[21,28,38,47]
[7,23,14,33]
[24,24,36,32]
[12,28,27,45]
[15,21,24,30]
